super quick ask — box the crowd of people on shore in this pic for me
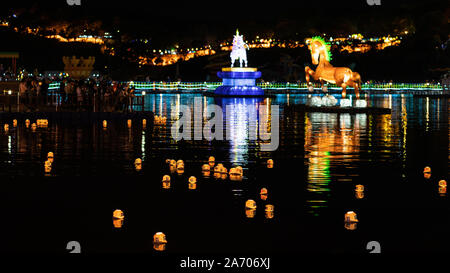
[17,77,136,112]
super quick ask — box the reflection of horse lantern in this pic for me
[305,37,362,99]
[230,30,249,68]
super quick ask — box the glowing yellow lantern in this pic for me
[153,232,167,244]
[31,123,37,131]
[344,211,358,223]
[423,166,431,174]
[202,164,210,172]
[438,180,447,188]
[267,159,274,168]
[47,152,54,163]
[221,167,228,175]
[127,119,132,128]
[188,176,197,184]
[260,188,268,195]
[25,119,30,128]
[208,156,215,167]
[4,124,9,132]
[355,185,364,192]
[189,183,197,190]
[202,171,211,177]
[162,175,170,183]
[142,119,147,127]
[12,119,17,127]
[236,166,243,175]
[213,172,221,179]
[103,120,107,128]
[245,199,257,209]
[113,209,124,220]
[113,219,124,228]
[134,158,142,171]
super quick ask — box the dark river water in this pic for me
[0,92,448,255]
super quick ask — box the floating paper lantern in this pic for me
[162,181,171,189]
[208,156,215,167]
[31,123,37,131]
[113,209,124,219]
[260,194,268,201]
[202,164,210,172]
[438,180,447,188]
[153,232,167,244]
[423,166,431,174]
[355,185,364,192]
[25,119,30,128]
[344,211,358,223]
[236,166,243,175]
[245,199,257,209]
[142,119,147,127]
[188,183,197,190]
[355,191,364,199]
[162,175,170,183]
[202,171,210,177]
[265,204,274,212]
[127,119,132,128]
[188,176,197,184]
[47,152,54,163]
[260,188,268,195]
[439,186,447,196]
[103,120,107,128]
[267,159,274,169]
[134,158,142,171]
[4,124,9,132]
[12,119,17,127]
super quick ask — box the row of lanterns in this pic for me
[3,119,49,133]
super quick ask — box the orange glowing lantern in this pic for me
[265,204,274,212]
[202,171,211,177]
[439,186,447,196]
[208,156,215,167]
[4,124,9,132]
[127,119,132,128]
[260,188,268,195]
[153,243,166,251]
[188,176,197,184]
[142,119,147,127]
[202,164,210,172]
[438,180,447,188]
[344,211,358,223]
[260,194,268,201]
[267,159,274,168]
[245,199,257,209]
[47,152,54,163]
[25,119,30,128]
[134,158,142,171]
[162,175,170,183]
[12,119,17,127]
[153,232,167,244]
[355,185,364,192]
[113,209,124,220]
[103,120,107,128]
[31,123,37,131]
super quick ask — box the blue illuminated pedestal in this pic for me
[215,67,264,96]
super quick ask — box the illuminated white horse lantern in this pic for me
[230,30,249,67]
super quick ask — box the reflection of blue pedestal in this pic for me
[215,67,264,96]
